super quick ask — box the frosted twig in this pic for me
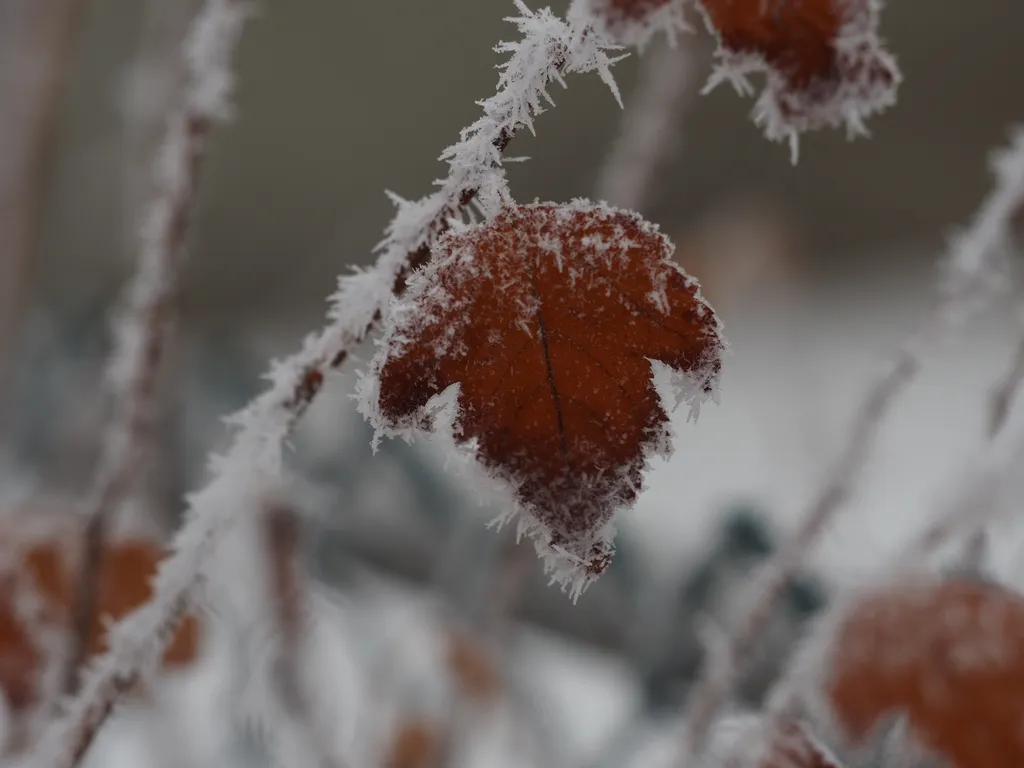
[678,126,1024,765]
[0,0,89,434]
[594,37,696,212]
[679,345,918,763]
[58,0,250,702]
[933,301,1024,569]
[33,7,623,767]
[910,426,1024,562]
[261,499,349,768]
[910,294,1024,562]
[988,308,1024,441]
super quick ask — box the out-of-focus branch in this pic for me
[679,346,918,762]
[593,36,697,212]
[58,0,247,700]
[988,308,1024,441]
[262,499,348,768]
[910,295,1024,564]
[29,0,252,764]
[677,127,1024,766]
[0,0,89,435]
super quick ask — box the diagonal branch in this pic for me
[678,126,1024,765]
[260,497,350,768]
[33,6,624,767]
[57,0,250,702]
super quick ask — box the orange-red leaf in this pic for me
[696,0,899,148]
[366,201,722,593]
[386,719,443,768]
[0,531,201,712]
[799,576,1024,768]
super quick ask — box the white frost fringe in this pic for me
[697,0,901,163]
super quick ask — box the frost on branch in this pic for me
[359,200,723,598]
[781,573,1024,768]
[696,0,900,160]
[575,0,689,49]
[699,715,843,768]
[327,0,624,350]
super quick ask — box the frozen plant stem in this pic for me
[678,126,1024,766]
[262,500,347,768]
[0,0,89,434]
[987,312,1024,441]
[679,345,918,763]
[58,0,249,702]
[34,6,622,767]
[60,112,196,697]
[594,37,696,212]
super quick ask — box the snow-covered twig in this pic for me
[0,0,89,434]
[58,0,251,702]
[923,300,1024,570]
[988,306,1024,441]
[259,498,350,768]
[909,429,1024,563]
[33,6,623,767]
[27,0,249,763]
[678,126,1024,765]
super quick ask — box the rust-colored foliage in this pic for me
[445,630,502,703]
[700,0,843,90]
[824,578,1024,768]
[696,0,899,140]
[386,719,443,768]
[372,201,721,578]
[588,0,673,29]
[0,531,200,710]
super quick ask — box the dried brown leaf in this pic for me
[365,200,722,593]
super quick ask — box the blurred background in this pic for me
[2,0,1024,766]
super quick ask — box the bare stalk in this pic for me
[678,127,1024,765]
[58,0,250,701]
[593,36,696,212]
[909,297,1024,563]
[261,499,348,768]
[0,0,89,434]
[988,308,1024,440]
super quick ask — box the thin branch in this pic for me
[937,302,1024,570]
[33,7,623,767]
[261,498,348,768]
[0,0,89,434]
[57,0,249,701]
[593,36,696,212]
[910,297,1024,562]
[910,425,1024,562]
[677,126,1024,765]
[679,346,918,761]
[988,307,1024,440]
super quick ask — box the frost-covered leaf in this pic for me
[802,575,1024,768]
[696,0,900,159]
[361,200,722,597]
